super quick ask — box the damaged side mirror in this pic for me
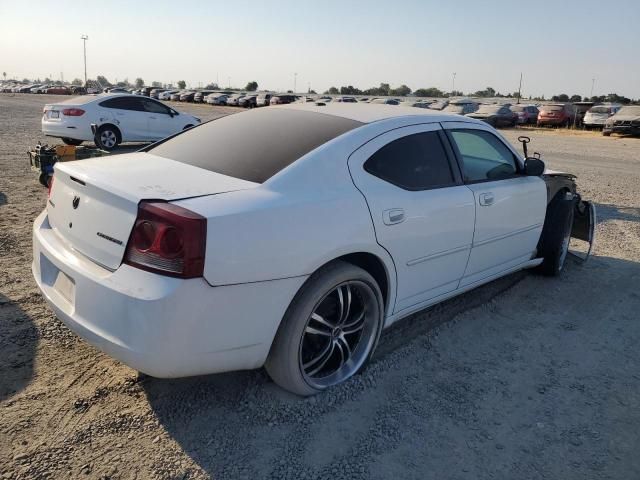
[524,157,545,176]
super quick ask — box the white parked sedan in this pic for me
[33,104,595,395]
[41,94,201,150]
[205,93,228,105]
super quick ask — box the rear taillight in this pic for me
[62,108,85,116]
[124,202,206,278]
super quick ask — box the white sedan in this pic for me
[41,93,201,150]
[32,104,595,395]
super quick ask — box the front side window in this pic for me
[448,129,518,182]
[364,131,455,190]
[142,99,171,114]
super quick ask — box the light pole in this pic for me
[80,35,88,86]
[451,72,456,95]
[590,78,595,98]
[294,72,297,93]
[517,72,523,104]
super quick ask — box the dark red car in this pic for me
[44,86,71,95]
[537,104,577,127]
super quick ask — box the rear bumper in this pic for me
[32,210,307,377]
[537,118,567,126]
[41,120,93,141]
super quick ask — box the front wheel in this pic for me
[602,131,611,137]
[61,137,83,146]
[536,192,575,276]
[266,261,384,396]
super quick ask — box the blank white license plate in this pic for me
[49,111,59,119]
[53,271,75,304]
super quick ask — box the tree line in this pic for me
[88,76,260,92]
[324,83,639,104]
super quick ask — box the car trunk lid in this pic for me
[48,152,257,270]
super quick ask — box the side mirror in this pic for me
[524,157,545,176]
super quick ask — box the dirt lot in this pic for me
[1,94,639,480]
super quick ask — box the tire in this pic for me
[95,125,120,150]
[265,261,384,396]
[603,131,611,137]
[61,137,83,146]
[38,172,49,187]
[536,192,576,276]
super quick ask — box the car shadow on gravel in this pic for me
[596,203,640,224]
[0,293,37,401]
[0,192,6,206]
[141,269,530,477]
[141,255,640,479]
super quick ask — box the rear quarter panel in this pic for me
[177,186,389,287]
[174,131,399,310]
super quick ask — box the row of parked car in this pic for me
[301,97,628,131]
[0,82,88,95]
[6,81,636,135]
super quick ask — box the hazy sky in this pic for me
[1,0,639,98]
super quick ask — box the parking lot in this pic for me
[1,93,639,479]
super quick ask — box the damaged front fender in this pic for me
[571,197,596,261]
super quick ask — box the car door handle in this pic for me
[479,192,494,206]
[383,208,405,225]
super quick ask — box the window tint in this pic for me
[449,129,518,182]
[364,132,455,190]
[142,99,170,114]
[149,108,363,183]
[99,96,143,111]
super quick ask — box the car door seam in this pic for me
[472,223,544,248]
[406,244,472,267]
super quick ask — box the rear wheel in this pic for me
[603,131,611,137]
[95,125,120,150]
[266,261,384,396]
[61,137,83,146]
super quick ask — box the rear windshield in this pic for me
[542,105,563,112]
[511,105,525,112]
[618,106,640,116]
[444,105,464,113]
[149,108,363,183]
[477,105,501,113]
[589,106,611,114]
[56,94,104,105]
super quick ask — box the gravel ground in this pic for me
[1,94,639,480]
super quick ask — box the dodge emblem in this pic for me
[72,196,80,209]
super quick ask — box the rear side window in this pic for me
[99,96,143,111]
[448,129,518,182]
[149,108,363,183]
[364,132,455,190]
